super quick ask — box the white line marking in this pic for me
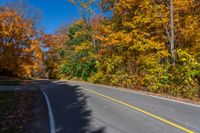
[40,88,56,133]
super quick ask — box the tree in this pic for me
[0,7,42,78]
[41,34,61,79]
[170,0,175,65]
[7,0,42,22]
[91,0,200,98]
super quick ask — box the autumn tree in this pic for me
[41,34,62,79]
[91,0,200,98]
[0,7,43,78]
[7,0,42,23]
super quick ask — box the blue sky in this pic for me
[30,0,81,33]
[0,0,81,34]
[29,0,80,34]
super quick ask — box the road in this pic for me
[36,80,200,133]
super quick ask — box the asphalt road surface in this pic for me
[36,80,200,133]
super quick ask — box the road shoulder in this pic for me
[0,85,50,133]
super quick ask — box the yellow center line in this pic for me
[82,87,194,133]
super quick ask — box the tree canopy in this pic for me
[0,7,42,78]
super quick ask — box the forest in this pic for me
[0,0,200,99]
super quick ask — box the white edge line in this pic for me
[40,88,56,133]
[65,80,200,108]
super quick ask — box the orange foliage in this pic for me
[0,7,42,78]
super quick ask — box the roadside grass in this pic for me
[0,91,17,112]
[0,91,19,133]
[0,76,21,85]
[0,89,49,133]
[0,80,21,85]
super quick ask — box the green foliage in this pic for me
[67,24,90,45]
[61,59,96,80]
[58,20,97,80]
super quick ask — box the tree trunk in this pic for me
[170,0,175,65]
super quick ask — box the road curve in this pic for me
[36,80,200,133]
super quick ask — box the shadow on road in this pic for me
[34,80,105,133]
